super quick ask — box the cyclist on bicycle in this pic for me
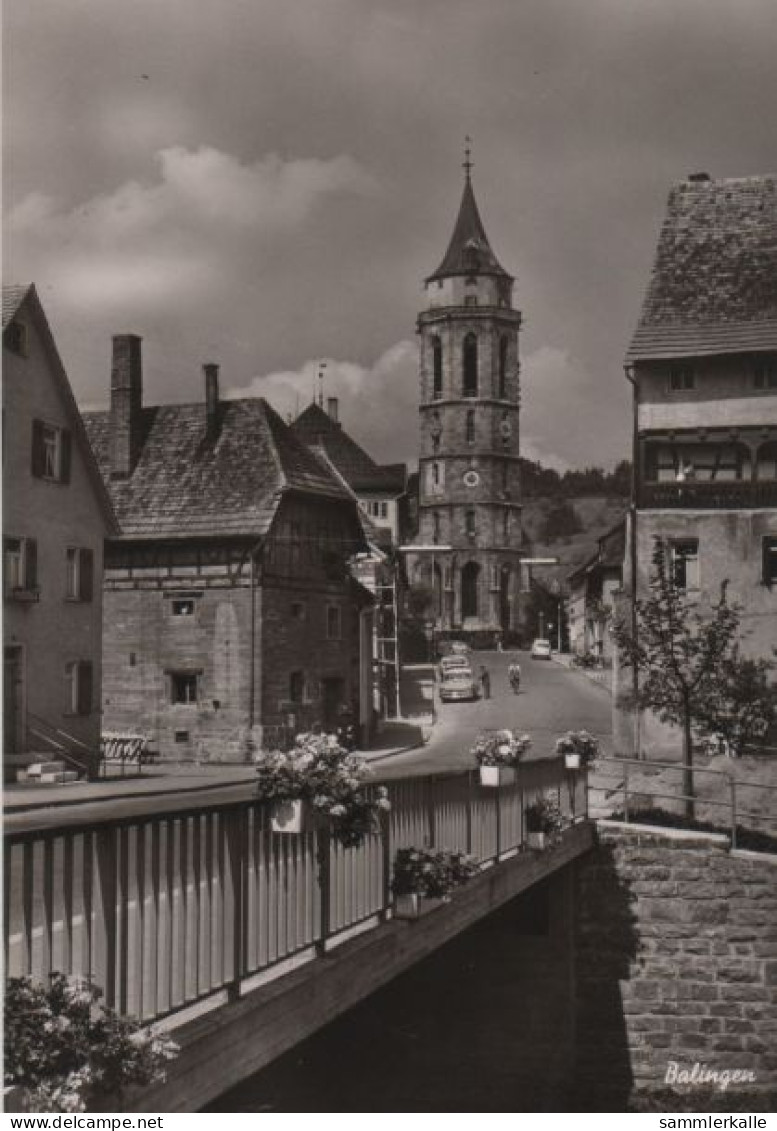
[508,661,521,694]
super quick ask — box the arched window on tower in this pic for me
[432,337,443,400]
[432,511,441,544]
[461,561,480,619]
[463,333,478,397]
[498,336,509,399]
[466,410,475,444]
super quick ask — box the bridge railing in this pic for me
[4,756,586,1026]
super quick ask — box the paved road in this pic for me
[374,650,613,780]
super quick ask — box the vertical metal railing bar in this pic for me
[149,820,161,1016]
[176,818,188,1008]
[193,815,202,999]
[316,829,331,955]
[21,840,33,977]
[218,812,230,988]
[256,816,268,969]
[3,842,12,977]
[41,836,54,981]
[83,831,94,990]
[165,818,176,1011]
[62,835,74,976]
[117,826,130,1015]
[136,822,146,1018]
[93,827,118,1009]
[203,814,213,992]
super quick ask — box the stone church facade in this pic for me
[407,162,525,644]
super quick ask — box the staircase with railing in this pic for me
[19,713,96,782]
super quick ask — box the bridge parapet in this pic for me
[5,757,587,1032]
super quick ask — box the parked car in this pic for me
[439,669,479,702]
[440,654,471,676]
[450,641,470,655]
[530,638,552,660]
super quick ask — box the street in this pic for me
[377,650,613,780]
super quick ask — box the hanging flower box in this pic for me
[564,752,581,771]
[393,892,449,920]
[555,730,600,772]
[527,831,546,850]
[525,792,565,850]
[479,764,517,788]
[270,798,313,835]
[255,733,390,848]
[471,730,531,787]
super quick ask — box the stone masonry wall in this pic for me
[575,824,777,1102]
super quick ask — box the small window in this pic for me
[380,501,388,519]
[503,510,509,542]
[498,336,509,399]
[669,366,695,391]
[763,538,777,586]
[174,730,190,744]
[31,419,71,484]
[670,539,699,591]
[465,510,476,539]
[171,598,195,617]
[432,512,441,545]
[66,548,94,602]
[290,601,305,620]
[4,536,38,597]
[464,295,478,307]
[66,660,93,715]
[432,336,443,400]
[289,670,305,703]
[170,672,198,704]
[327,605,342,640]
[466,410,475,444]
[5,320,28,357]
[463,333,478,397]
[753,361,777,390]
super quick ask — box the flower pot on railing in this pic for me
[524,792,565,850]
[564,752,581,771]
[270,798,312,835]
[555,730,599,773]
[479,764,517,788]
[527,831,546,850]
[393,892,449,920]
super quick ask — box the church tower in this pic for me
[410,149,524,644]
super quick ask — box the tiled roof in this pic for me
[627,175,777,362]
[291,403,406,492]
[2,284,32,329]
[427,176,511,282]
[83,398,352,539]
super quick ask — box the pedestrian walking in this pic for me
[508,660,521,694]
[480,664,491,699]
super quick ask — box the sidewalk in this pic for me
[552,651,613,695]
[3,722,427,812]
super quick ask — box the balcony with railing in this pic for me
[638,479,777,510]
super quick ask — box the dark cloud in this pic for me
[5,0,777,469]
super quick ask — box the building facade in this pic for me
[3,285,117,779]
[566,522,625,662]
[615,173,777,755]
[407,163,524,645]
[84,339,372,762]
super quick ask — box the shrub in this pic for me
[391,847,480,899]
[5,973,178,1113]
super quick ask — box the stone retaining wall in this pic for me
[575,823,777,1103]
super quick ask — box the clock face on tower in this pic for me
[463,470,480,488]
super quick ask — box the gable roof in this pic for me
[2,284,118,533]
[427,175,511,282]
[627,175,777,362]
[291,402,406,492]
[83,397,354,540]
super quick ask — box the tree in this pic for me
[540,499,582,541]
[696,652,777,759]
[612,540,741,818]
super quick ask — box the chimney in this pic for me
[688,172,711,183]
[326,396,339,424]
[110,334,143,478]
[204,363,219,439]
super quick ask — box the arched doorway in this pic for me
[461,561,480,620]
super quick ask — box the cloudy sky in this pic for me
[5,0,777,470]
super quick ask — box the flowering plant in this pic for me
[525,792,565,839]
[471,729,532,767]
[555,729,600,768]
[4,973,178,1113]
[255,732,390,848]
[391,847,480,899]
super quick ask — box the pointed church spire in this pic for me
[427,145,511,282]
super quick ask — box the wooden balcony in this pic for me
[638,479,777,510]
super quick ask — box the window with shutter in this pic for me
[66,547,94,601]
[31,419,70,483]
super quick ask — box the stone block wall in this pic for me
[575,825,777,1103]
